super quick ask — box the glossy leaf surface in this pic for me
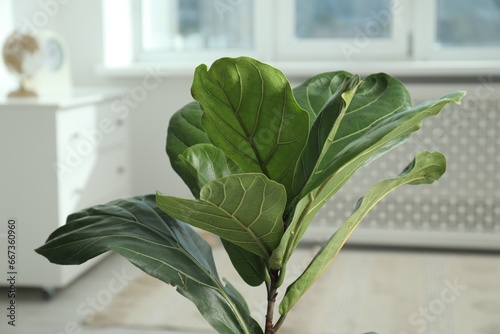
[192,57,309,198]
[35,195,262,334]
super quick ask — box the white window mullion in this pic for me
[412,0,436,61]
[254,0,274,62]
[167,0,179,50]
[138,0,176,52]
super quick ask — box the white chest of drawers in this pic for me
[0,89,131,290]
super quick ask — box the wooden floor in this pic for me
[2,246,500,334]
[0,253,180,334]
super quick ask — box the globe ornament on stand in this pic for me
[2,31,44,98]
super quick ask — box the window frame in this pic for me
[101,0,500,76]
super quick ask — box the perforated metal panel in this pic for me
[303,90,500,250]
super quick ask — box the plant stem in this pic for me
[265,269,280,334]
[273,314,287,333]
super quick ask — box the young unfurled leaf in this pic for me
[279,151,446,315]
[157,173,286,259]
[291,75,361,205]
[35,195,262,334]
[292,71,354,127]
[192,57,309,200]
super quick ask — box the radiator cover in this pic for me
[303,85,500,250]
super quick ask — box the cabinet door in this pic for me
[55,102,128,167]
[57,146,130,225]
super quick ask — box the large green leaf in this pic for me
[35,195,262,334]
[192,57,309,198]
[270,91,465,269]
[292,71,354,127]
[280,151,446,315]
[157,173,286,259]
[166,101,210,198]
[179,143,265,286]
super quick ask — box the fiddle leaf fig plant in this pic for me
[36,57,465,334]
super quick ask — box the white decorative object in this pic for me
[0,89,130,291]
[2,29,72,98]
[2,31,44,97]
[26,30,73,95]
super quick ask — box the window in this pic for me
[102,0,500,71]
[275,0,409,61]
[132,0,266,63]
[296,0,392,39]
[139,0,253,55]
[414,0,500,61]
[437,0,500,47]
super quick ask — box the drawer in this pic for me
[56,101,128,162]
[97,100,129,150]
[57,146,131,225]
